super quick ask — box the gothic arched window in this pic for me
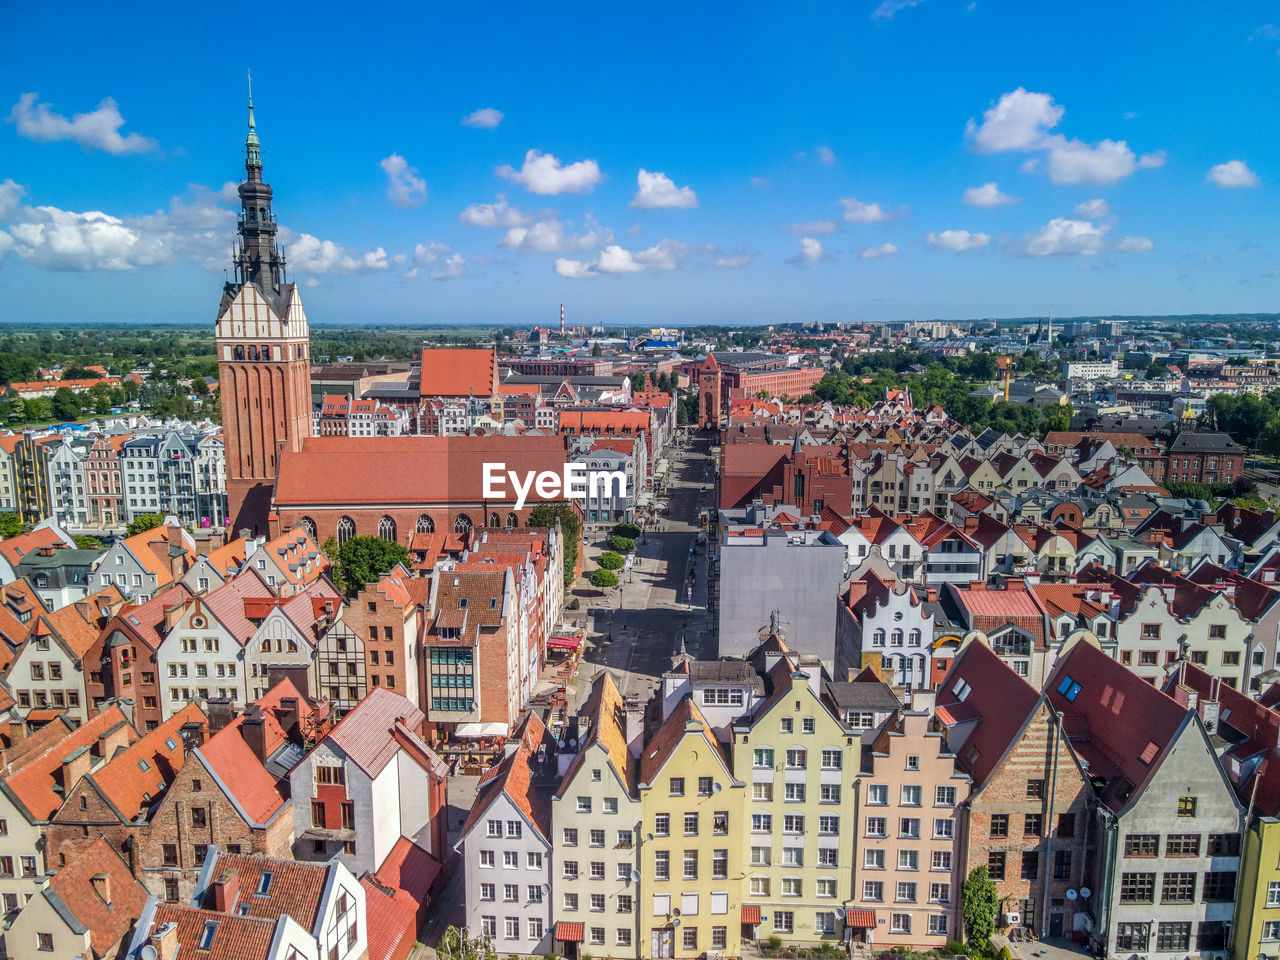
[416,515,434,534]
[506,513,519,528]
[337,516,355,546]
[298,516,317,540]
[248,345,259,361]
[234,345,245,361]
[454,514,473,534]
[378,516,397,542]
[488,513,501,528]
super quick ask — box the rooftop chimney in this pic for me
[278,697,301,740]
[241,704,268,764]
[60,744,92,792]
[206,697,235,733]
[150,921,179,960]
[211,870,239,914]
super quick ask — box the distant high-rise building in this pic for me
[216,78,313,535]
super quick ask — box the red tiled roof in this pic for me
[323,686,427,778]
[202,853,330,928]
[89,702,206,820]
[558,410,649,434]
[275,435,569,506]
[373,836,442,902]
[419,347,498,398]
[149,905,275,960]
[4,706,134,820]
[461,712,554,842]
[46,836,149,956]
[0,526,67,567]
[361,876,420,960]
[123,524,195,587]
[847,909,876,928]
[104,583,194,653]
[740,906,761,924]
[639,696,728,785]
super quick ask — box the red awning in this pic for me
[847,909,876,928]
[556,922,584,943]
[741,906,761,924]
[548,636,581,651]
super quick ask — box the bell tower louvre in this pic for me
[216,74,313,537]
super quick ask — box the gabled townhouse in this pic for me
[314,616,366,717]
[243,526,330,596]
[851,696,969,947]
[941,580,1050,686]
[344,567,425,710]
[84,433,127,531]
[243,578,342,703]
[125,850,367,960]
[86,521,196,600]
[958,513,1025,579]
[43,702,207,872]
[730,658,859,947]
[1029,581,1118,662]
[4,835,149,960]
[551,672,641,959]
[85,585,194,732]
[17,545,102,611]
[1217,502,1280,567]
[154,571,271,716]
[0,705,135,917]
[7,585,124,726]
[935,642,1094,938]
[903,512,984,585]
[1161,662,1279,960]
[835,507,924,582]
[467,525,565,663]
[638,696,746,960]
[137,679,322,903]
[180,536,251,596]
[837,565,937,689]
[656,644,769,742]
[1047,640,1241,960]
[458,712,557,956]
[1133,508,1237,572]
[1186,559,1280,689]
[290,687,448,881]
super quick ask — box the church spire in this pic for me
[245,69,262,175]
[233,72,285,293]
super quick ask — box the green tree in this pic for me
[962,866,999,947]
[25,397,53,422]
[597,551,625,570]
[437,925,498,960]
[609,535,636,553]
[589,568,618,588]
[333,536,409,595]
[59,366,98,380]
[612,522,641,540]
[0,513,26,538]
[73,535,103,550]
[126,513,165,537]
[528,501,582,588]
[1147,362,1169,379]
[631,372,647,393]
[592,342,602,357]
[51,387,81,422]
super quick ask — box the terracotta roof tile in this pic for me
[321,686,427,778]
[149,904,276,960]
[45,835,149,956]
[461,712,555,842]
[104,584,194,653]
[0,526,68,567]
[419,347,498,398]
[639,696,728,785]
[556,672,636,798]
[361,875,419,960]
[201,853,331,928]
[88,702,206,820]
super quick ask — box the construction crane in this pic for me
[996,355,1014,402]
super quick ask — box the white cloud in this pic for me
[1043,136,1137,186]
[967,88,1063,153]
[553,238,696,278]
[784,220,837,236]
[816,146,836,164]
[631,169,698,209]
[927,229,991,252]
[1019,157,1040,174]
[304,277,321,288]
[1207,160,1260,188]
[8,92,157,154]
[872,0,924,20]
[0,179,27,220]
[749,176,771,189]
[962,182,1019,208]
[1,182,238,272]
[461,108,503,128]
[715,254,751,268]
[1019,217,1109,256]
[1117,235,1154,253]
[458,196,530,227]
[554,258,597,279]
[1251,23,1280,41]
[798,237,823,262]
[412,241,452,266]
[430,253,466,280]
[498,149,602,195]
[287,233,389,274]
[968,87,1159,186]
[858,242,899,259]
[840,197,896,223]
[380,153,427,209]
[498,215,612,254]
[1072,198,1111,219]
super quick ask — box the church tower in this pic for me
[698,352,722,430]
[217,77,312,536]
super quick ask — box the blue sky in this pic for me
[2,0,1279,327]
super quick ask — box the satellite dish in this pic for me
[672,919,681,928]
[713,782,722,793]
[141,948,159,960]
[1080,887,1091,899]
[646,833,654,842]
[1065,889,1078,900]
[541,883,551,894]
[629,870,641,882]
[835,907,846,920]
